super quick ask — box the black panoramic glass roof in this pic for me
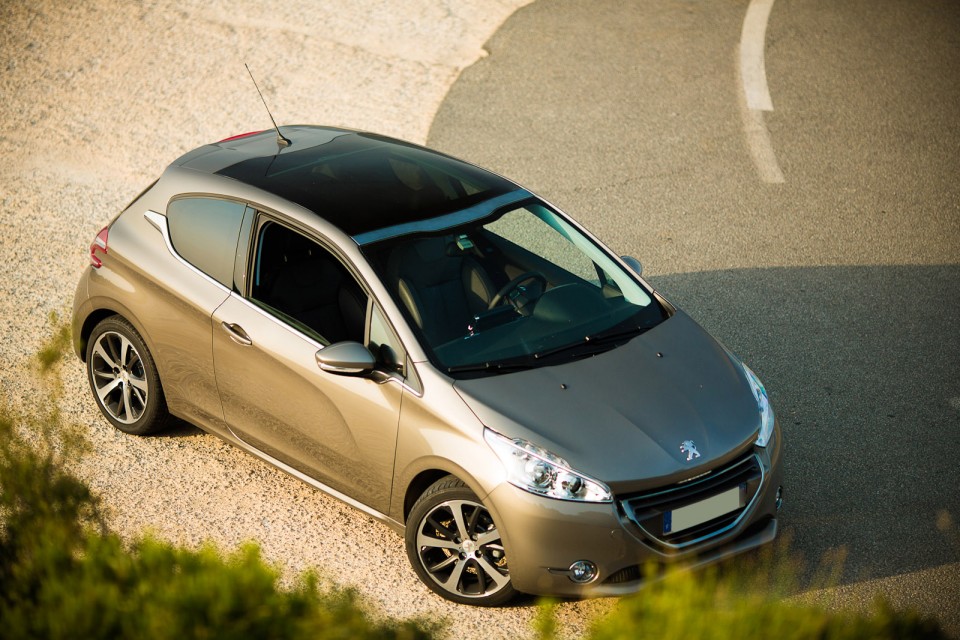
[215,132,515,237]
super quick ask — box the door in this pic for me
[211,217,404,513]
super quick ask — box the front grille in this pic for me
[619,452,763,549]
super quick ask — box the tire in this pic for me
[86,315,170,435]
[405,476,517,606]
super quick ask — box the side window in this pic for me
[249,220,368,346]
[166,197,246,288]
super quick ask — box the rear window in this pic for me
[166,197,246,288]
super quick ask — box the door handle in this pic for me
[221,321,252,346]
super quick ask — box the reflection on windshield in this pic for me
[365,199,666,374]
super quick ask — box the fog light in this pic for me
[569,560,598,584]
[775,486,783,510]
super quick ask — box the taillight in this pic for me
[218,130,265,143]
[90,226,109,268]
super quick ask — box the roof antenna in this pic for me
[245,63,291,148]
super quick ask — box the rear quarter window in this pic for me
[166,197,246,288]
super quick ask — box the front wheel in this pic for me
[86,315,170,435]
[405,476,517,606]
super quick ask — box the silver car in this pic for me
[72,125,783,606]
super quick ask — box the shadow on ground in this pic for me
[152,417,205,438]
[649,264,960,585]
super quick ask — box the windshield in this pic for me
[364,199,667,374]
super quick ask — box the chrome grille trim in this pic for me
[619,452,764,550]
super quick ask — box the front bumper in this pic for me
[487,426,784,597]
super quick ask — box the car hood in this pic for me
[453,310,761,493]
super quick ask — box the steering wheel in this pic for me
[487,272,547,311]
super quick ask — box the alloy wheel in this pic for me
[414,498,510,599]
[90,330,149,425]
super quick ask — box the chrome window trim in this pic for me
[226,289,326,350]
[144,209,231,294]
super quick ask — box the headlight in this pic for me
[483,428,612,502]
[741,362,775,447]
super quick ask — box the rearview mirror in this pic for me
[316,341,376,375]
[621,255,643,276]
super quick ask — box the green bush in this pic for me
[534,557,946,640]
[0,321,437,640]
[0,404,436,640]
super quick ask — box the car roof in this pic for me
[172,125,521,240]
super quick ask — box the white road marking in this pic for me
[740,0,776,111]
[738,0,784,183]
[740,103,785,184]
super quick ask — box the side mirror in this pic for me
[316,341,376,375]
[621,255,643,277]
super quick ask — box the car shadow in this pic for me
[152,416,205,438]
[649,264,960,587]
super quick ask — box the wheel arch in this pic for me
[75,299,154,364]
[76,308,119,362]
[403,469,452,523]
[395,433,506,526]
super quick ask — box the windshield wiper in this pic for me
[448,325,652,373]
[534,325,649,360]
[447,360,535,375]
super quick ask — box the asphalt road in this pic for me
[429,0,960,631]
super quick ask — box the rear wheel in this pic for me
[86,316,169,435]
[405,476,517,606]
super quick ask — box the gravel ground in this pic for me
[0,2,619,637]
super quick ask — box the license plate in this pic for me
[663,485,744,535]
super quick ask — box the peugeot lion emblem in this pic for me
[680,440,701,462]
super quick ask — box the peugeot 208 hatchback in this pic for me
[73,125,783,606]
